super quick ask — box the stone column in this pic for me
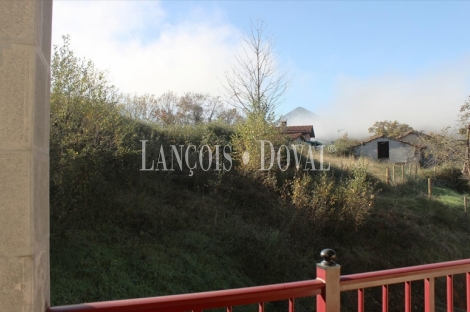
[0,1,53,311]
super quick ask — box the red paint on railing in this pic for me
[447,274,454,312]
[424,277,435,312]
[48,279,324,312]
[48,252,470,312]
[382,284,388,312]
[288,298,294,312]
[467,272,470,312]
[405,281,411,312]
[340,258,470,290]
[357,288,364,312]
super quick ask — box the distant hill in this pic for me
[281,107,317,126]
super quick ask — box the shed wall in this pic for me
[354,138,418,163]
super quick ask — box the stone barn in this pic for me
[353,135,424,164]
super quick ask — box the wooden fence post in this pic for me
[402,164,405,182]
[392,165,395,184]
[428,178,432,199]
[385,167,389,185]
[464,196,467,216]
[415,164,418,178]
[317,249,341,312]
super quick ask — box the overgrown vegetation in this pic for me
[50,36,470,311]
[333,132,360,156]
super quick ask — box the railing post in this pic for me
[316,249,341,312]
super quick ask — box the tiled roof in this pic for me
[288,132,305,140]
[284,125,314,134]
[278,125,315,138]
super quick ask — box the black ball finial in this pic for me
[320,249,337,266]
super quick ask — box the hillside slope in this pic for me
[50,122,470,310]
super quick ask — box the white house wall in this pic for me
[354,138,417,163]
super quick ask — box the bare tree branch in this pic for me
[223,17,292,121]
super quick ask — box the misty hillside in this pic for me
[281,107,318,124]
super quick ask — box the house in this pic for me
[353,135,424,164]
[397,130,431,145]
[287,132,307,143]
[281,123,315,142]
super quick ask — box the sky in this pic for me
[51,1,470,141]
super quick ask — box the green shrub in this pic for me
[231,114,289,172]
[334,133,360,156]
[426,166,469,193]
[286,164,376,236]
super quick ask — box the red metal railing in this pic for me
[47,279,325,312]
[340,258,470,312]
[48,249,470,312]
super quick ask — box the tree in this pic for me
[51,35,123,157]
[119,93,158,122]
[231,113,287,171]
[216,108,243,125]
[153,91,179,125]
[419,128,461,167]
[420,95,470,180]
[121,91,242,126]
[368,120,414,138]
[458,95,470,177]
[223,18,291,121]
[334,133,360,156]
[50,35,138,228]
[177,92,226,125]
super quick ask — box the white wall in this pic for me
[354,138,418,163]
